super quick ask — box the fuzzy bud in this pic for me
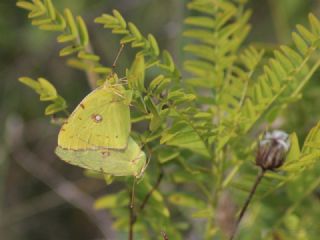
[256,130,290,170]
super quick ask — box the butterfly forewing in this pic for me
[58,85,131,150]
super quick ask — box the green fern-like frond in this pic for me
[183,0,254,156]
[95,10,179,79]
[214,14,320,152]
[219,46,265,114]
[239,14,320,133]
[95,10,214,156]
[17,0,111,83]
[184,0,251,91]
[19,77,67,115]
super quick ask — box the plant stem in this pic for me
[128,172,164,240]
[229,168,266,240]
[140,172,163,210]
[129,199,136,240]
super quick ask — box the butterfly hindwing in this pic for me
[58,85,131,150]
[55,137,146,176]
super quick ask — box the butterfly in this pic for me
[55,82,146,177]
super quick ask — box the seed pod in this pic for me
[256,130,290,170]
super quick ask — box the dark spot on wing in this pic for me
[80,103,85,109]
[131,157,138,164]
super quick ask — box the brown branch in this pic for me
[128,192,136,240]
[140,171,164,211]
[229,168,266,240]
[128,171,164,240]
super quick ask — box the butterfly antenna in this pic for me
[112,43,125,71]
[103,44,125,86]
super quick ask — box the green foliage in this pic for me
[17,0,112,83]
[95,10,161,63]
[18,77,67,115]
[17,0,320,239]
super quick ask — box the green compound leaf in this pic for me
[157,147,180,164]
[19,77,56,101]
[149,75,171,94]
[127,54,145,92]
[77,16,89,46]
[38,77,58,101]
[285,132,301,163]
[160,120,210,158]
[16,1,36,11]
[18,77,41,93]
[94,190,129,209]
[112,9,127,29]
[45,96,67,115]
[128,22,143,41]
[148,34,160,56]
[17,0,111,85]
[168,193,206,209]
[19,76,67,115]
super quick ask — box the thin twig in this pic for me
[128,190,136,240]
[140,171,164,211]
[229,168,266,240]
[128,171,164,240]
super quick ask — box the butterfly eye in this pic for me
[91,114,103,123]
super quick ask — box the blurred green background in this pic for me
[0,0,320,239]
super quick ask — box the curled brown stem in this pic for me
[229,168,266,240]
